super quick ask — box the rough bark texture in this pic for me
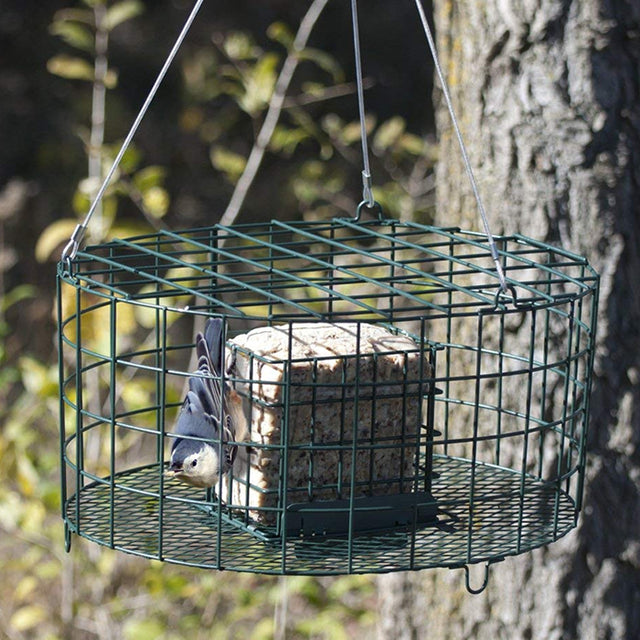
[378,1,640,639]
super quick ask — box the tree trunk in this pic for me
[378,2,640,639]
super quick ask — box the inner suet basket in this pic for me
[58,216,599,576]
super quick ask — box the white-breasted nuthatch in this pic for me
[166,318,248,489]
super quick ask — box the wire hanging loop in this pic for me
[414,0,511,297]
[354,199,384,222]
[462,562,491,595]
[350,0,376,211]
[59,0,206,266]
[493,283,519,310]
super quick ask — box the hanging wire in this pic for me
[61,0,206,265]
[414,0,509,294]
[350,0,375,208]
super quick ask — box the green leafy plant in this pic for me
[38,0,169,262]
[180,7,436,225]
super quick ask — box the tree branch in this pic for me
[219,0,330,227]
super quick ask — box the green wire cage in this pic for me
[55,0,600,592]
[57,214,599,582]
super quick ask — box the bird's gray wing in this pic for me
[176,318,238,466]
[172,389,220,452]
[190,318,224,423]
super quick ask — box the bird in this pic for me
[165,318,248,489]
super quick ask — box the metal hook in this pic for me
[64,523,72,553]
[454,559,502,595]
[361,170,374,207]
[60,223,86,268]
[493,283,519,310]
[462,563,490,594]
[354,199,384,222]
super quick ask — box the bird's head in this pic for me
[166,439,221,488]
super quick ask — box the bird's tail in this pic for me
[201,317,224,375]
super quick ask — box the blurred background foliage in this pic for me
[0,0,435,637]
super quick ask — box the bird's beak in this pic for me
[165,462,183,477]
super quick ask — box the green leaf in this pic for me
[51,8,94,25]
[35,219,81,262]
[14,576,38,603]
[223,31,257,61]
[267,21,294,49]
[10,606,47,632]
[141,186,170,218]
[113,144,142,174]
[341,118,369,145]
[124,619,166,640]
[133,165,167,192]
[47,55,94,82]
[373,116,406,152]
[251,618,275,640]
[71,188,91,216]
[103,68,118,89]
[0,285,36,313]
[321,113,344,136]
[269,125,309,156]
[210,146,246,182]
[105,0,145,31]
[398,132,425,155]
[238,53,279,115]
[297,48,344,82]
[19,357,58,397]
[49,20,94,52]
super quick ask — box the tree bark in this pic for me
[378,2,640,639]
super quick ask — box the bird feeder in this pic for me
[56,0,599,592]
[58,216,599,582]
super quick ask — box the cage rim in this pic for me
[57,218,599,325]
[61,456,581,575]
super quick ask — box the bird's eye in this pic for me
[191,459,197,467]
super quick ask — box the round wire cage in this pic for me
[58,215,599,578]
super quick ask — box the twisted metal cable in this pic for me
[61,0,206,263]
[414,0,509,293]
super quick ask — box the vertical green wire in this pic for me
[495,311,505,467]
[443,236,455,455]
[278,324,293,569]
[398,351,409,493]
[367,351,378,496]
[495,236,509,467]
[566,294,585,494]
[108,297,117,549]
[389,223,396,320]
[516,309,537,554]
[267,225,275,322]
[327,225,335,320]
[215,316,228,565]
[538,248,554,480]
[308,357,319,501]
[57,274,70,548]
[537,297,552,480]
[337,357,348,500]
[422,335,438,495]
[409,321,429,570]
[576,281,599,512]
[153,237,162,554]
[242,351,256,526]
[74,285,84,538]
[157,305,168,561]
[346,322,362,572]
[467,312,484,565]
[553,301,575,537]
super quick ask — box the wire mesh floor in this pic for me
[65,455,576,575]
